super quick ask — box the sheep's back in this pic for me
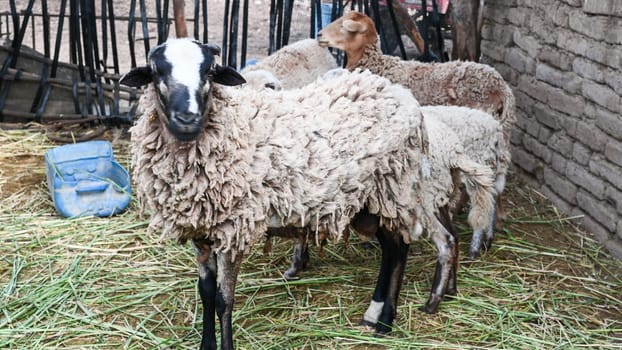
[421,106,508,170]
[247,70,426,242]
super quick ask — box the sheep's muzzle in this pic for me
[168,111,203,141]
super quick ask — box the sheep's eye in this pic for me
[265,82,276,90]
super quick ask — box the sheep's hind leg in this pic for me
[468,198,497,260]
[438,205,459,296]
[215,250,244,350]
[193,239,218,350]
[420,212,456,314]
[283,231,309,280]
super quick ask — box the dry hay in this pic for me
[0,128,621,349]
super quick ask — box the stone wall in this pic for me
[480,0,622,258]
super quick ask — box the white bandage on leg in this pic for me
[363,300,384,324]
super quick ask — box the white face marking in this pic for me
[164,39,207,114]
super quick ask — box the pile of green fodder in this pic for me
[1,129,620,349]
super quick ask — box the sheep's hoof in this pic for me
[374,323,392,336]
[467,251,480,261]
[283,269,299,280]
[419,297,441,314]
[482,238,494,253]
[359,319,376,329]
[444,288,458,298]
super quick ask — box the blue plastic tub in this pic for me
[45,140,131,218]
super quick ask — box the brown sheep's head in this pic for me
[317,11,378,67]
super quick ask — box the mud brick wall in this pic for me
[480,0,622,258]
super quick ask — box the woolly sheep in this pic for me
[240,69,282,91]
[317,10,515,232]
[422,105,510,259]
[121,38,473,347]
[259,70,501,282]
[241,38,338,90]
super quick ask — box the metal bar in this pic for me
[309,0,316,39]
[240,0,249,67]
[139,0,151,56]
[30,63,49,121]
[0,0,36,121]
[51,0,68,78]
[370,0,388,53]
[228,0,240,67]
[128,0,137,67]
[80,0,96,81]
[194,0,200,40]
[42,0,50,57]
[30,9,35,50]
[269,0,276,53]
[9,0,19,40]
[107,0,119,74]
[387,0,407,59]
[101,0,109,71]
[275,0,283,49]
[431,0,444,62]
[201,0,208,43]
[163,0,170,42]
[155,0,162,41]
[281,0,293,46]
[314,0,322,36]
[222,0,230,65]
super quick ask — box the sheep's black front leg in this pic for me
[360,226,408,335]
[193,240,218,350]
[420,210,456,314]
[375,228,409,335]
[360,228,391,328]
[215,250,243,350]
[284,232,309,280]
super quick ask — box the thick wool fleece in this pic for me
[241,38,338,89]
[130,70,427,256]
[352,42,516,139]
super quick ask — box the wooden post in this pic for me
[450,0,482,61]
[173,0,188,38]
[389,1,426,56]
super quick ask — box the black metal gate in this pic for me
[0,0,426,125]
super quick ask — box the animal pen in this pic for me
[0,0,455,130]
[0,1,621,349]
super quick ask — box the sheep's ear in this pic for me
[203,43,221,57]
[342,19,367,33]
[211,65,246,86]
[120,66,153,87]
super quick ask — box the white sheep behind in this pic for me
[241,38,338,89]
[422,105,510,259]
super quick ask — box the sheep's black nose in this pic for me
[175,112,199,125]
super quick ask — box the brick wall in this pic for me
[481,0,622,258]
